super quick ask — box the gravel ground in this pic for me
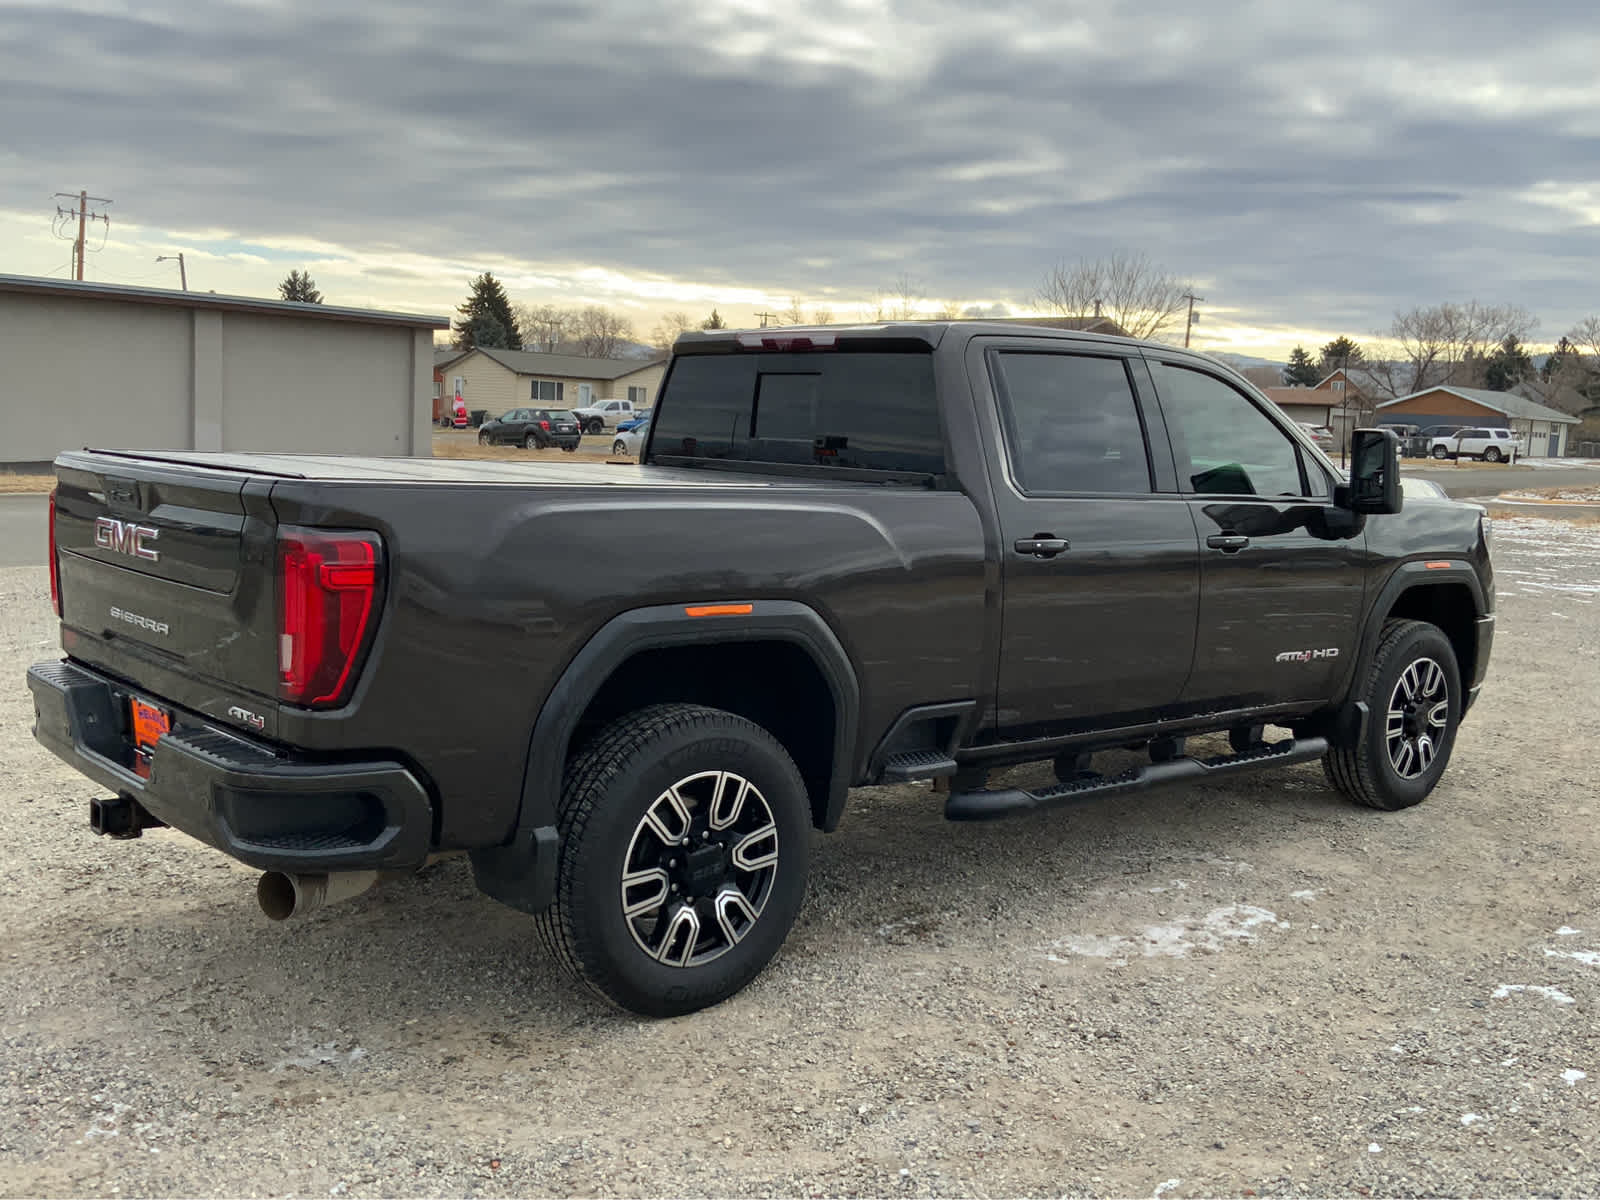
[2,518,1597,1198]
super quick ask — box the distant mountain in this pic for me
[1206,351,1282,371]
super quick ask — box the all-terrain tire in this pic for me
[534,703,812,1017]
[1322,619,1461,810]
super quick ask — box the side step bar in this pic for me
[945,736,1329,821]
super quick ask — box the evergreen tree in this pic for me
[278,270,323,303]
[467,313,509,349]
[1483,334,1533,392]
[453,273,522,350]
[1317,336,1363,374]
[701,309,726,330]
[1282,345,1321,387]
[1542,336,1578,382]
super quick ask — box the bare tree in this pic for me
[810,305,835,326]
[1572,315,1600,360]
[874,273,925,321]
[516,303,573,353]
[573,305,635,358]
[1035,251,1191,340]
[1366,301,1537,397]
[648,311,694,354]
[780,298,808,326]
[932,298,971,320]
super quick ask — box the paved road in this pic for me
[0,494,46,567]
[1402,460,1600,500]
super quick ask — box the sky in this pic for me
[2,0,1598,359]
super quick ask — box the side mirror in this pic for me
[1336,428,1402,514]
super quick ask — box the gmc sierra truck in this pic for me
[29,321,1494,1016]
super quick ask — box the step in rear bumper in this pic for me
[28,659,434,872]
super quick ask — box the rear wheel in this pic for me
[1323,619,1461,810]
[524,432,540,449]
[535,704,812,1016]
[1483,447,1502,463]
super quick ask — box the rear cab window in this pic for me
[649,349,945,475]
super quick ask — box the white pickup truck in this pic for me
[1428,427,1523,462]
[572,397,640,433]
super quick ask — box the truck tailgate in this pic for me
[51,451,281,727]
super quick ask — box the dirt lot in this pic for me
[1,519,1597,1198]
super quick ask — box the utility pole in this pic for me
[754,311,777,328]
[53,191,112,280]
[1182,292,1204,348]
[156,253,187,291]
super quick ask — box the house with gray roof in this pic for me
[433,345,667,425]
[1376,385,1579,457]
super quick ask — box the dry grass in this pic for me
[0,474,55,494]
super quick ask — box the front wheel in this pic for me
[478,431,491,445]
[612,439,627,455]
[535,704,811,1017]
[1323,619,1461,810]
[1431,445,1449,459]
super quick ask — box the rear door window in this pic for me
[651,352,944,473]
[991,352,1153,494]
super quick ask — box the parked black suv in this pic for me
[477,408,582,450]
[30,321,1493,1017]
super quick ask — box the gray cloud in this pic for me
[3,0,1598,339]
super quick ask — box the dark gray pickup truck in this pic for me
[29,321,1494,1015]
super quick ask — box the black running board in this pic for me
[944,736,1329,821]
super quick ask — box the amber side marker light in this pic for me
[685,604,754,618]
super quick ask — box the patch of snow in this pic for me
[1460,1113,1483,1126]
[1562,1069,1587,1087]
[1492,984,1576,1005]
[1545,947,1600,968]
[1368,1143,1382,1153]
[1556,926,1583,937]
[1290,889,1318,900]
[1044,905,1287,963]
[1153,1179,1182,1198]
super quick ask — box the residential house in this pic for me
[1375,386,1580,457]
[1260,386,1333,428]
[432,346,667,424]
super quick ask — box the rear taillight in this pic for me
[540,419,551,431]
[48,488,62,616]
[276,526,384,708]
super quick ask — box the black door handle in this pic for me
[1206,533,1250,552]
[1014,535,1069,558]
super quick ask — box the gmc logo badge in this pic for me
[94,517,161,563]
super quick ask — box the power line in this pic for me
[52,190,112,281]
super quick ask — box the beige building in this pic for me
[1,274,448,470]
[434,346,667,421]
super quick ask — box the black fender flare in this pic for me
[470,600,860,914]
[1343,559,1487,702]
